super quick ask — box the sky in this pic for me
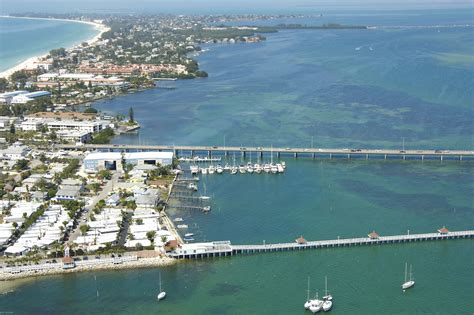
[0,0,472,14]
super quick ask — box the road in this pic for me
[68,172,121,243]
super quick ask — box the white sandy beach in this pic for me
[0,15,110,78]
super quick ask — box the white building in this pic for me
[0,91,29,104]
[56,130,92,143]
[0,144,30,160]
[11,91,51,104]
[83,151,173,172]
[47,120,103,133]
[21,120,43,131]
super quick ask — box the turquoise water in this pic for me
[98,23,473,149]
[0,17,99,72]
[1,9,473,314]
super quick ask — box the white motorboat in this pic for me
[246,163,254,173]
[216,165,224,174]
[208,165,215,174]
[276,163,284,173]
[157,272,166,301]
[184,233,194,238]
[177,224,188,229]
[271,164,278,174]
[201,167,208,174]
[254,163,262,173]
[190,165,199,174]
[281,161,286,169]
[183,237,194,242]
[239,165,246,174]
[188,183,198,191]
[173,217,183,222]
[263,164,271,173]
[402,263,415,290]
[230,167,238,174]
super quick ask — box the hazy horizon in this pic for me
[1,0,472,15]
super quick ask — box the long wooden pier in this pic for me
[56,144,474,161]
[169,230,473,259]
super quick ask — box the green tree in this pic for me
[79,224,90,236]
[129,107,134,123]
[0,78,8,92]
[146,231,156,244]
[14,159,29,171]
[84,107,98,114]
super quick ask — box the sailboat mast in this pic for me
[307,277,310,300]
[159,272,162,292]
[404,263,408,283]
[409,265,413,281]
[325,276,328,296]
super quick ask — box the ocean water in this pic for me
[97,16,473,149]
[0,17,99,72]
[1,9,473,314]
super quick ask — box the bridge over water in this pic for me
[56,144,474,161]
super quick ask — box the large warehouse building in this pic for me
[83,151,174,172]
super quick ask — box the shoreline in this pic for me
[0,15,110,79]
[0,256,177,282]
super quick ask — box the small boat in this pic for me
[322,299,332,312]
[281,161,286,169]
[263,164,271,173]
[177,224,188,229]
[184,233,194,238]
[190,166,199,174]
[208,165,215,174]
[216,165,223,174]
[402,263,415,290]
[271,164,278,174]
[254,163,262,173]
[230,167,238,174]
[322,276,333,311]
[202,206,211,212]
[276,163,284,173]
[183,237,195,242]
[157,272,166,301]
[239,165,246,174]
[309,293,323,314]
[173,217,184,222]
[187,183,198,191]
[201,167,208,174]
[246,163,254,173]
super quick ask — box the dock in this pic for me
[56,144,474,162]
[168,229,473,259]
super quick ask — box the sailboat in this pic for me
[230,153,238,174]
[157,272,166,300]
[304,277,312,309]
[402,263,415,290]
[309,291,323,313]
[270,145,278,173]
[322,276,333,311]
